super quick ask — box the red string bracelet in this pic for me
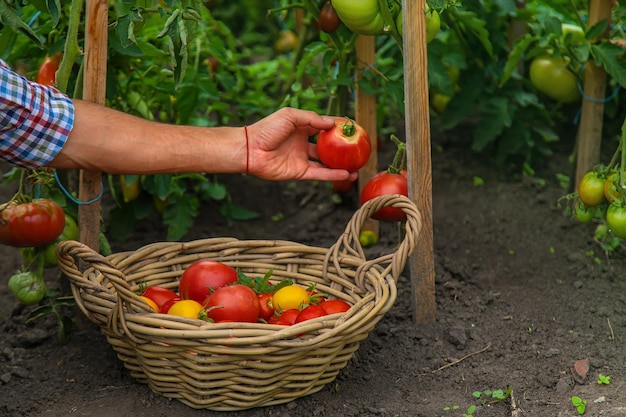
[244,125,250,175]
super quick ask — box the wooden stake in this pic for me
[79,0,108,252]
[403,0,436,324]
[355,35,379,239]
[575,0,612,187]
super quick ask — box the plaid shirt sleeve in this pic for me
[0,59,74,169]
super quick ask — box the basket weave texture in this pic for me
[57,195,422,411]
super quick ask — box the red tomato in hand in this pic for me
[360,170,409,221]
[295,305,327,323]
[317,118,371,172]
[257,292,275,321]
[179,260,238,303]
[35,53,62,87]
[0,199,65,247]
[142,285,179,311]
[319,299,351,314]
[205,284,260,323]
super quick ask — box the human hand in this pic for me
[246,108,359,182]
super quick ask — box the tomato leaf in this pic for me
[590,43,626,89]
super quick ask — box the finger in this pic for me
[307,142,319,160]
[300,163,357,182]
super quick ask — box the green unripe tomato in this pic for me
[43,214,79,266]
[331,0,384,35]
[529,55,581,103]
[8,271,46,305]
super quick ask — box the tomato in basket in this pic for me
[257,293,275,321]
[295,305,327,323]
[179,260,238,303]
[272,285,311,311]
[268,308,300,325]
[319,299,351,315]
[205,284,260,323]
[167,299,206,320]
[142,285,178,311]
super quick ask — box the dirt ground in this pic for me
[1,131,626,417]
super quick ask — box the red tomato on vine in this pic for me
[0,199,66,247]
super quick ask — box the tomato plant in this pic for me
[20,213,79,268]
[606,203,626,239]
[8,270,46,305]
[35,53,62,86]
[529,55,581,104]
[317,118,371,172]
[272,285,311,311]
[319,299,351,315]
[578,171,607,207]
[179,260,238,303]
[167,299,206,320]
[205,284,260,323]
[142,285,179,311]
[0,199,66,248]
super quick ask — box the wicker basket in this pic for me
[56,194,422,411]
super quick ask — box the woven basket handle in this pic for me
[56,240,151,343]
[324,194,422,289]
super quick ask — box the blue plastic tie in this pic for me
[54,170,104,205]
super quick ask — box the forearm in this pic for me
[48,100,247,175]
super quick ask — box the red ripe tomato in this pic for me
[359,170,409,221]
[0,199,65,247]
[35,53,62,87]
[160,296,182,314]
[268,308,300,326]
[319,299,351,315]
[179,260,238,303]
[295,305,327,323]
[317,118,371,172]
[316,1,341,33]
[205,284,260,323]
[257,293,275,321]
[142,285,179,311]
[332,179,355,194]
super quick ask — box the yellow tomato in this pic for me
[167,299,205,319]
[272,285,310,311]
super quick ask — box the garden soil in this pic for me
[1,133,626,417]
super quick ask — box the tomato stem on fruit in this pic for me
[341,118,356,137]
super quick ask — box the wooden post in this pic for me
[79,0,108,252]
[355,36,379,238]
[575,0,612,186]
[403,0,436,324]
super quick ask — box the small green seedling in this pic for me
[443,406,460,412]
[472,387,512,404]
[597,374,611,385]
[463,405,476,417]
[572,396,587,415]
